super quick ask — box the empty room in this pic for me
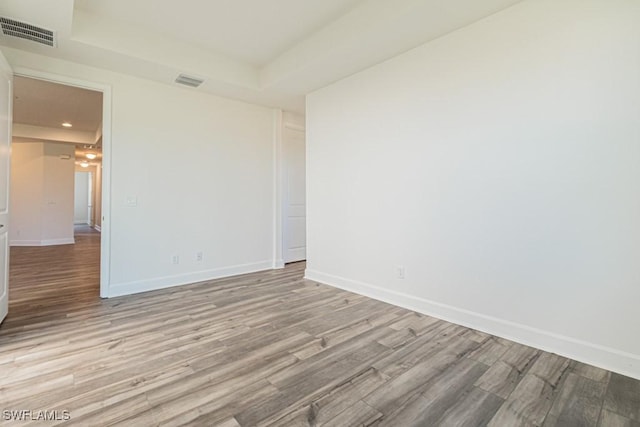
[0,0,638,426]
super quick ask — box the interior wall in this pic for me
[306,0,640,379]
[2,47,277,296]
[10,141,75,245]
[9,142,43,244]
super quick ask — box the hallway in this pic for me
[7,225,100,327]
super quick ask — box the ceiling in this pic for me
[13,75,103,165]
[13,75,102,132]
[0,0,524,112]
[74,0,365,67]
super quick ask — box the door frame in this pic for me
[0,52,12,324]
[13,67,112,298]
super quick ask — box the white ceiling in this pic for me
[12,76,103,164]
[74,0,364,67]
[0,0,524,112]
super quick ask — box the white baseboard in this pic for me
[273,259,285,269]
[94,225,102,232]
[107,260,274,298]
[10,240,42,246]
[11,238,75,247]
[305,269,640,381]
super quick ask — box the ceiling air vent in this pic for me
[175,74,204,88]
[0,17,56,47]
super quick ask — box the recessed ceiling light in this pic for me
[62,122,72,128]
[80,161,89,168]
[86,153,97,160]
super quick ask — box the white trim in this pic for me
[305,269,640,381]
[107,261,274,298]
[12,67,113,299]
[94,225,102,232]
[272,109,284,269]
[11,238,75,246]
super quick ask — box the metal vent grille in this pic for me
[0,17,55,47]
[175,74,204,88]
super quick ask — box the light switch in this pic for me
[126,196,138,207]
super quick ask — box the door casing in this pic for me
[13,67,112,298]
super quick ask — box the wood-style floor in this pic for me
[1,228,639,426]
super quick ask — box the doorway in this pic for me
[74,171,92,226]
[8,73,109,312]
[282,124,306,263]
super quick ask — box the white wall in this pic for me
[2,47,277,296]
[306,0,640,380]
[42,143,75,242]
[10,141,75,245]
[10,142,43,244]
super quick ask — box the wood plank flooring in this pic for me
[1,228,639,426]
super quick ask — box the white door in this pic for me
[283,127,306,263]
[0,52,13,324]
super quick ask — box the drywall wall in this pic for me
[306,0,640,379]
[42,143,75,242]
[2,47,276,296]
[9,142,43,244]
[10,141,75,245]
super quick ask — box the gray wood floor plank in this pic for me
[571,361,611,383]
[543,372,607,427]
[376,358,489,426]
[364,347,472,416]
[265,367,390,427]
[322,400,383,427]
[436,386,505,427]
[487,374,555,426]
[528,352,572,386]
[599,409,640,427]
[467,336,511,365]
[604,373,640,421]
[311,367,389,426]
[474,342,540,399]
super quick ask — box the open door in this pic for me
[0,51,13,324]
[283,126,306,263]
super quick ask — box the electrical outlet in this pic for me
[171,255,180,265]
[395,265,405,279]
[196,252,203,262]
